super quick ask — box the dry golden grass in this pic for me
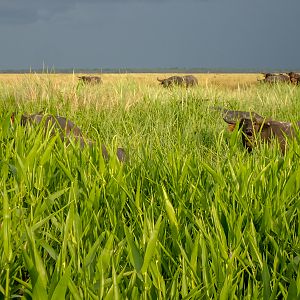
[0,72,262,88]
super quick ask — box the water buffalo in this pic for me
[78,76,102,84]
[259,73,290,83]
[288,72,300,85]
[222,110,300,153]
[15,113,126,162]
[157,75,198,87]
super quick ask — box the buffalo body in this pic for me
[259,73,290,83]
[78,76,102,84]
[157,75,198,87]
[182,75,198,86]
[19,113,126,162]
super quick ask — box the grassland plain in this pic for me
[0,73,300,299]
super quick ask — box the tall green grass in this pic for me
[1,75,300,299]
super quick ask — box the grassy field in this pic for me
[1,73,300,299]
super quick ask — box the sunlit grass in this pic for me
[0,73,300,298]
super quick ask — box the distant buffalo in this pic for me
[157,75,198,87]
[220,109,300,153]
[288,72,300,85]
[15,113,126,162]
[78,76,102,84]
[259,73,290,83]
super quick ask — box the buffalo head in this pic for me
[239,118,271,152]
[223,110,270,152]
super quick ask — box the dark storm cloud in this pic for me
[0,0,201,25]
[0,3,37,24]
[0,1,76,24]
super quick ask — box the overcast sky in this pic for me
[0,0,299,70]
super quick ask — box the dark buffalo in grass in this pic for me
[15,113,126,162]
[157,75,198,87]
[78,76,102,84]
[221,109,300,153]
[259,73,290,83]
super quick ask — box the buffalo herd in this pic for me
[78,72,300,87]
[156,72,300,87]
[10,71,300,158]
[78,74,199,87]
[209,72,300,153]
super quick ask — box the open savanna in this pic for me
[1,73,300,299]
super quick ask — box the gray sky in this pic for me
[0,0,299,70]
